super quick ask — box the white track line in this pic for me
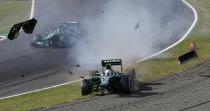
[0,36,6,41]
[137,0,198,63]
[0,36,7,41]
[0,0,198,100]
[30,0,35,19]
[0,79,83,100]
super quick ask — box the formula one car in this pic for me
[81,59,136,95]
[31,22,84,48]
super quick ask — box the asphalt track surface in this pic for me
[40,57,210,111]
[0,0,194,98]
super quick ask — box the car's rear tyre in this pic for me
[81,79,91,96]
[125,68,137,93]
[120,75,130,94]
[125,68,136,79]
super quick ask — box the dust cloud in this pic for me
[34,0,193,70]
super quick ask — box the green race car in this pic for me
[31,22,84,48]
[81,59,136,95]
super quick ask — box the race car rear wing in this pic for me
[101,59,122,66]
[101,59,123,72]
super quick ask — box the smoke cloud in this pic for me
[72,0,193,69]
[34,0,194,70]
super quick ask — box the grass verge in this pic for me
[0,82,93,111]
[0,0,31,34]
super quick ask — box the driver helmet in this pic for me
[104,69,112,76]
[105,64,111,70]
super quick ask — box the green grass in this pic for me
[0,82,93,111]
[136,0,210,81]
[0,0,210,111]
[0,0,31,34]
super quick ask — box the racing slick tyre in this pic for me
[81,79,91,96]
[120,75,130,94]
[125,68,137,93]
[125,68,136,79]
